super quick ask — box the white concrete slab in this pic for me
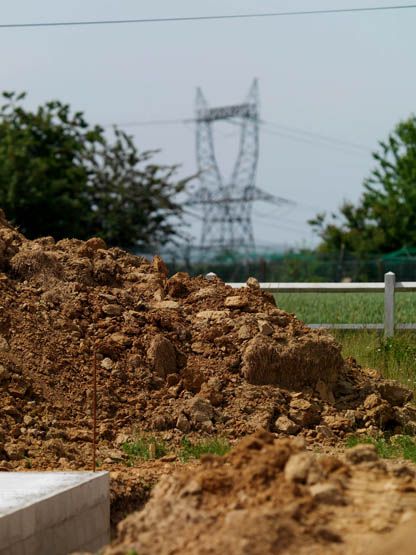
[0,471,110,555]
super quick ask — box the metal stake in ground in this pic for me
[93,348,97,472]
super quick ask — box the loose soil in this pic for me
[102,432,416,555]
[0,211,415,552]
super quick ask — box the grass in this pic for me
[275,291,416,324]
[179,437,231,462]
[346,434,416,463]
[333,330,416,391]
[122,435,167,463]
[274,292,416,392]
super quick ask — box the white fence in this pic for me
[225,271,416,338]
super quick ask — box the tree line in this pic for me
[1,91,416,261]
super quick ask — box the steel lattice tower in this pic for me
[189,80,291,254]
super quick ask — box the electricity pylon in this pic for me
[188,79,293,255]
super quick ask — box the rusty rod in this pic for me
[93,348,97,472]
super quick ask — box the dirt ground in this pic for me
[101,432,416,555]
[0,212,415,553]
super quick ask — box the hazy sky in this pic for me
[1,1,416,249]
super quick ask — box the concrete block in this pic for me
[0,471,109,555]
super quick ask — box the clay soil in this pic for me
[0,211,415,553]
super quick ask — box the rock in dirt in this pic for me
[147,335,177,379]
[274,415,300,435]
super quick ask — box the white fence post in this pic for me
[384,271,396,338]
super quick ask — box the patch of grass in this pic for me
[122,435,167,463]
[332,330,416,394]
[346,434,416,463]
[275,291,416,325]
[179,437,231,463]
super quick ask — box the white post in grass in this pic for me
[384,271,396,338]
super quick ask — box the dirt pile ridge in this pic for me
[0,210,415,474]
[99,431,416,555]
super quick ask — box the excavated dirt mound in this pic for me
[0,210,415,475]
[99,431,416,555]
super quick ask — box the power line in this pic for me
[107,114,372,157]
[104,118,192,128]
[259,124,370,156]
[260,120,370,152]
[109,115,371,157]
[1,4,416,29]
[227,118,370,157]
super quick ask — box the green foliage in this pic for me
[346,434,416,463]
[122,435,167,463]
[334,330,416,394]
[310,115,416,255]
[0,92,189,249]
[179,437,231,462]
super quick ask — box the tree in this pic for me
[85,128,187,250]
[0,92,189,249]
[310,115,416,255]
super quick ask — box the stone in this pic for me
[154,300,179,310]
[246,276,260,289]
[323,414,353,432]
[187,396,214,424]
[176,413,191,433]
[23,415,33,426]
[237,324,252,340]
[345,443,378,464]
[274,415,300,435]
[364,393,381,410]
[376,381,413,406]
[148,335,177,379]
[102,304,123,317]
[289,398,321,427]
[224,296,248,309]
[110,333,131,347]
[258,320,273,336]
[101,357,114,370]
[200,379,224,407]
[196,310,230,322]
[86,237,107,250]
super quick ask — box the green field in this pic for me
[275,292,416,324]
[275,292,416,391]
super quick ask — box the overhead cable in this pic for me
[1,4,416,29]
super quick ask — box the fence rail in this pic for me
[224,272,416,337]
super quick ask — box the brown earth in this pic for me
[0,212,416,551]
[101,431,416,555]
